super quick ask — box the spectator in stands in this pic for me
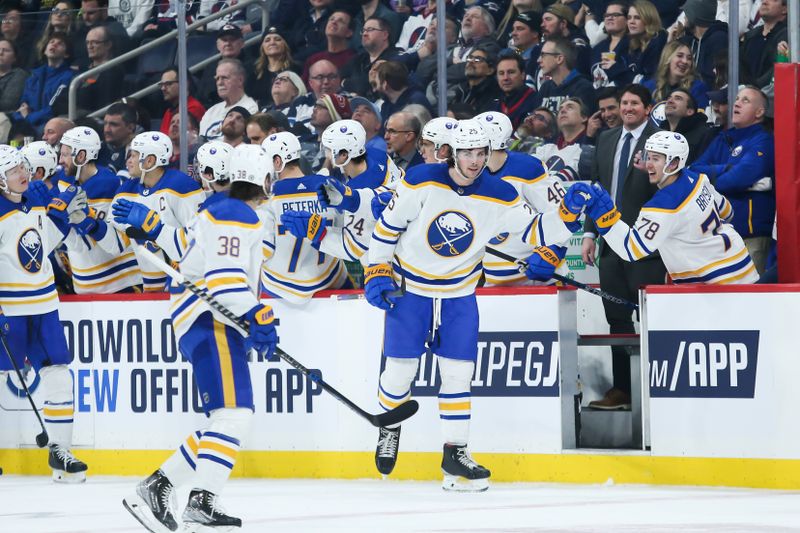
[352,0,404,51]
[342,16,401,96]
[586,86,622,143]
[402,103,432,132]
[707,84,729,133]
[279,0,332,63]
[109,0,154,39]
[75,25,125,113]
[625,0,667,83]
[395,0,444,53]
[306,92,351,170]
[97,101,137,172]
[167,112,200,170]
[36,2,78,66]
[659,88,712,162]
[139,0,197,40]
[199,58,258,140]
[642,41,708,109]
[302,10,356,82]
[740,0,787,89]
[451,46,502,114]
[376,61,429,124]
[678,0,728,88]
[287,58,340,135]
[385,111,423,172]
[245,113,281,145]
[532,38,596,114]
[72,0,130,68]
[351,96,386,151]
[553,97,591,148]
[42,117,75,147]
[494,53,537,130]
[401,15,459,87]
[540,4,590,76]
[590,2,630,89]
[506,11,542,62]
[248,27,301,108]
[12,32,75,130]
[1,5,34,68]
[198,24,249,106]
[511,105,557,153]
[447,102,478,120]
[448,6,501,76]
[690,86,775,274]
[219,106,249,147]
[0,38,27,114]
[158,67,206,136]
[266,71,306,114]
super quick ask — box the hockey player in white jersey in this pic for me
[258,131,352,302]
[364,120,579,491]
[195,140,233,206]
[78,131,204,292]
[569,132,758,284]
[123,145,279,533]
[0,145,89,482]
[417,117,458,164]
[474,111,579,285]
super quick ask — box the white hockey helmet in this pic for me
[130,131,173,171]
[21,141,58,179]
[195,141,232,183]
[644,131,689,179]
[450,119,491,152]
[261,131,301,173]
[321,120,366,169]
[474,111,513,150]
[228,144,274,196]
[421,117,458,161]
[0,145,25,193]
[61,126,101,163]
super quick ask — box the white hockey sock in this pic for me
[437,356,474,446]
[39,365,74,448]
[378,356,420,429]
[193,408,251,496]
[160,430,202,487]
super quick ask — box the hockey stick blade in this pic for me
[485,246,639,310]
[371,399,419,427]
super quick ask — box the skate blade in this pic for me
[52,470,86,484]
[181,523,239,533]
[441,474,489,492]
[123,494,177,533]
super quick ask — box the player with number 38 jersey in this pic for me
[571,132,758,284]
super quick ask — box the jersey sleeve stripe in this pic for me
[671,247,749,278]
[632,230,653,256]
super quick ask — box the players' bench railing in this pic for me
[67,0,275,120]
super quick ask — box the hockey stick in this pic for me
[0,326,49,447]
[133,242,419,428]
[485,246,639,311]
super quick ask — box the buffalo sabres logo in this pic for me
[269,134,277,141]
[427,211,474,257]
[340,126,348,133]
[18,228,44,273]
[731,145,743,157]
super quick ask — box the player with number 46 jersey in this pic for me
[569,131,758,284]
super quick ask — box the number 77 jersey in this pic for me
[602,170,759,284]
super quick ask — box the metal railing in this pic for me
[68,0,272,120]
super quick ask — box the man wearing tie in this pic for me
[581,84,666,410]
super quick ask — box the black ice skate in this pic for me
[48,444,87,483]
[181,489,242,532]
[375,426,401,476]
[441,443,490,492]
[123,469,179,533]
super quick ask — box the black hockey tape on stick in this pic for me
[0,327,49,447]
[485,246,639,311]
[134,245,419,428]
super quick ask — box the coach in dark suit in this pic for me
[582,84,667,410]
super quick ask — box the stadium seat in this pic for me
[185,34,218,69]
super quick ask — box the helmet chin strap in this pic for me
[657,156,681,188]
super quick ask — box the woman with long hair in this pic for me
[35,1,77,66]
[248,27,300,108]
[626,0,666,83]
[643,40,709,109]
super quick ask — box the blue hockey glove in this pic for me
[371,191,394,220]
[560,182,593,222]
[364,263,399,311]
[584,183,620,235]
[317,178,360,212]
[244,304,279,359]
[27,180,56,206]
[0,307,9,336]
[112,198,163,239]
[524,245,566,282]
[280,210,327,247]
[47,185,87,223]
[71,207,108,240]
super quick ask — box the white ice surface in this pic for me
[1,476,799,533]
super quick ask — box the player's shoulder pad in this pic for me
[198,190,228,212]
[349,151,392,189]
[204,198,260,228]
[401,163,449,188]
[83,166,122,199]
[272,174,327,196]
[474,172,520,204]
[0,196,21,218]
[114,177,142,196]
[645,171,702,212]
[503,151,548,181]
[158,169,203,196]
